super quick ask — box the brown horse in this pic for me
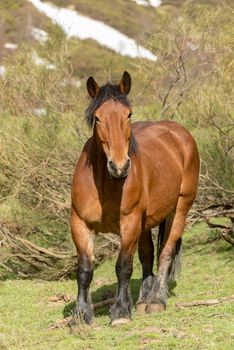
[71,71,199,326]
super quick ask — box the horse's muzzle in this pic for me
[107,158,131,179]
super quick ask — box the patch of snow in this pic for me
[32,27,48,43]
[70,79,81,88]
[132,0,161,7]
[33,108,47,116]
[28,0,157,61]
[32,52,56,69]
[0,66,6,76]
[187,40,198,52]
[133,0,149,5]
[4,43,18,50]
[61,78,81,88]
[149,0,161,7]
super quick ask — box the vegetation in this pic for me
[0,222,233,349]
[0,1,233,280]
[0,1,233,349]
[0,1,233,279]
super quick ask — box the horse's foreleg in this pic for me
[136,230,154,314]
[110,216,141,326]
[70,207,94,325]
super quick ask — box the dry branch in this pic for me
[93,298,115,309]
[48,293,115,309]
[0,220,119,279]
[14,236,70,259]
[188,200,234,245]
[221,231,234,245]
[176,295,234,309]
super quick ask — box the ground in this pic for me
[0,221,233,350]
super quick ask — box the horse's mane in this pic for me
[85,83,131,127]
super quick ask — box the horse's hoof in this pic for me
[111,318,131,327]
[68,317,78,328]
[146,303,165,314]
[136,303,147,314]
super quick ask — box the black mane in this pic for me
[85,83,131,126]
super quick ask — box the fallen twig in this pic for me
[48,294,115,309]
[15,236,70,259]
[221,231,234,245]
[49,294,74,303]
[93,298,115,309]
[49,316,72,329]
[176,295,234,309]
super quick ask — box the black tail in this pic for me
[157,220,182,283]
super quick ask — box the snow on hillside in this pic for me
[31,28,48,43]
[132,0,161,7]
[0,66,6,76]
[28,0,157,61]
[4,43,18,50]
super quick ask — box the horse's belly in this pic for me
[144,196,179,229]
[144,172,182,229]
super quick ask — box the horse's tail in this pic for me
[157,221,182,283]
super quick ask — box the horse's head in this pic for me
[86,71,133,179]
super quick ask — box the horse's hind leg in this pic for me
[146,196,193,314]
[70,207,94,325]
[136,230,154,314]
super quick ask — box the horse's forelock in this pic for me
[85,83,131,127]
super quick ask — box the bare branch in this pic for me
[176,295,234,309]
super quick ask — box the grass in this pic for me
[0,221,233,350]
[0,3,233,346]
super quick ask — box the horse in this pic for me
[71,71,199,326]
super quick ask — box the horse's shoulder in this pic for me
[132,120,196,147]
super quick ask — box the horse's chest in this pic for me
[79,198,121,234]
[78,186,139,234]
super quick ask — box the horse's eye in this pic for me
[94,116,100,123]
[128,112,132,119]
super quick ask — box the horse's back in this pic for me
[132,120,199,175]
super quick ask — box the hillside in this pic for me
[0,2,233,348]
[0,0,233,279]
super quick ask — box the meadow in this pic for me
[0,1,233,348]
[0,222,234,349]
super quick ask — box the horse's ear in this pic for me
[87,76,100,98]
[119,71,131,95]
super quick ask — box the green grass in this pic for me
[0,3,233,346]
[1,222,233,350]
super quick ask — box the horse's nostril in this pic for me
[124,158,131,171]
[108,158,131,178]
[108,160,117,172]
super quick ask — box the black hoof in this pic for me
[110,298,132,323]
[69,302,93,326]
